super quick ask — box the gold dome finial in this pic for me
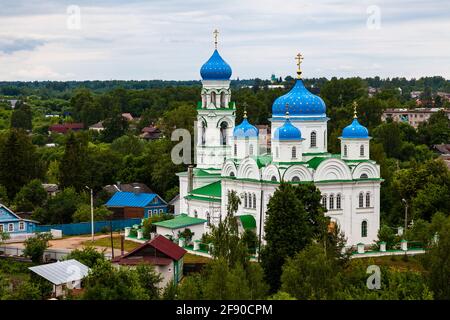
[295,52,304,79]
[353,101,358,119]
[213,29,219,49]
[243,109,247,119]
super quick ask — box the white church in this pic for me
[176,33,381,247]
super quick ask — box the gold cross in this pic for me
[353,101,358,118]
[213,29,219,49]
[295,53,304,79]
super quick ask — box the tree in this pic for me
[101,104,129,143]
[280,243,340,300]
[72,204,111,223]
[260,183,328,292]
[23,232,53,263]
[209,190,248,268]
[159,104,197,137]
[82,260,149,300]
[10,101,32,130]
[59,132,89,191]
[13,179,47,212]
[423,216,450,299]
[0,129,44,198]
[111,134,145,156]
[418,110,450,146]
[135,264,163,300]
[65,246,105,268]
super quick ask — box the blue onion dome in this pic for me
[200,49,232,80]
[272,79,326,116]
[341,117,369,138]
[233,111,258,138]
[274,112,303,141]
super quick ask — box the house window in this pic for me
[253,194,257,209]
[249,144,254,156]
[310,131,317,147]
[159,209,163,213]
[244,193,248,208]
[360,145,365,157]
[292,146,297,159]
[292,176,300,182]
[19,221,25,231]
[336,194,342,209]
[194,210,198,218]
[366,192,371,207]
[8,223,14,232]
[359,192,364,208]
[206,212,211,226]
[344,145,348,157]
[329,194,334,210]
[322,195,327,208]
[361,221,368,238]
[234,144,237,156]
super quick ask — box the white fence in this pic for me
[0,246,112,261]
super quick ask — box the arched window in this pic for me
[324,130,327,148]
[230,172,235,177]
[329,194,334,210]
[360,145,365,157]
[366,192,371,207]
[310,131,317,147]
[206,211,211,226]
[336,194,342,209]
[292,176,300,182]
[210,91,216,106]
[322,195,327,208]
[194,210,198,218]
[276,147,279,158]
[271,176,277,182]
[244,193,248,208]
[253,194,257,208]
[361,221,368,238]
[343,145,348,157]
[249,144,254,156]
[220,122,228,146]
[201,121,206,146]
[360,173,368,179]
[292,146,297,159]
[234,143,237,156]
[359,192,364,208]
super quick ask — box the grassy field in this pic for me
[352,254,425,272]
[184,253,211,264]
[82,235,140,252]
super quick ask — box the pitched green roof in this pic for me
[190,181,221,198]
[153,214,207,229]
[251,154,273,168]
[239,215,257,229]
[185,195,222,203]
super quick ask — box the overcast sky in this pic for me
[0,0,449,81]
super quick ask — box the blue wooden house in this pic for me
[0,204,38,238]
[106,191,168,219]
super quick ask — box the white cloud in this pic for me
[0,0,448,80]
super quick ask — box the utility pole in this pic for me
[85,186,94,242]
[402,198,408,236]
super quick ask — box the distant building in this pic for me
[49,123,84,134]
[112,235,186,287]
[140,126,162,140]
[0,204,38,239]
[410,91,423,99]
[105,189,168,219]
[437,92,450,102]
[122,113,134,122]
[434,144,450,170]
[42,184,59,197]
[29,260,90,298]
[103,182,153,195]
[88,121,104,132]
[381,108,450,128]
[153,214,207,242]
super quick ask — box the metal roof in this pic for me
[29,259,90,285]
[106,191,159,208]
[153,214,207,229]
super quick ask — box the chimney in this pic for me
[116,181,121,191]
[187,165,194,192]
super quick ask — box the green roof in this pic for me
[185,195,222,203]
[190,181,221,198]
[153,214,207,229]
[239,215,257,229]
[251,154,273,168]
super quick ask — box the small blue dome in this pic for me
[272,79,326,116]
[341,118,369,139]
[200,49,232,80]
[233,118,258,138]
[274,118,302,141]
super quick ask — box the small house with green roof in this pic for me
[153,214,207,242]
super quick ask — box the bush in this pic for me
[23,232,53,263]
[65,246,105,268]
